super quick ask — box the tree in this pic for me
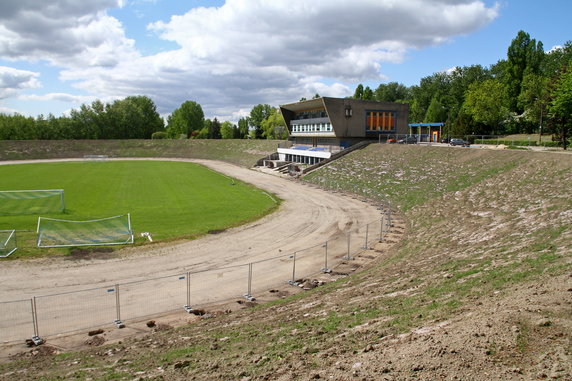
[166,100,204,138]
[260,107,288,139]
[208,117,222,139]
[220,121,236,139]
[196,127,209,139]
[362,86,374,100]
[543,42,572,77]
[446,65,492,123]
[424,96,447,123]
[237,117,249,139]
[249,104,272,139]
[374,82,411,102]
[409,72,450,122]
[353,84,364,99]
[463,79,509,134]
[549,64,572,149]
[127,96,164,139]
[505,30,544,113]
[105,96,164,139]
[518,73,550,133]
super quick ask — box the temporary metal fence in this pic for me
[0,211,392,345]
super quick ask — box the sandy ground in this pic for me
[0,159,383,341]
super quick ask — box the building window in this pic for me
[294,108,328,120]
[366,111,396,132]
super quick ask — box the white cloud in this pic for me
[0,0,137,68]
[0,66,41,99]
[547,45,563,53]
[1,0,499,119]
[19,92,97,104]
[0,105,21,114]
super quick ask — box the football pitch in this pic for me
[0,160,279,256]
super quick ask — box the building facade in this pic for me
[278,97,409,164]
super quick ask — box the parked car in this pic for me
[386,138,397,144]
[449,138,470,147]
[397,136,417,144]
[441,137,450,144]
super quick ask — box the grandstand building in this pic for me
[278,97,409,165]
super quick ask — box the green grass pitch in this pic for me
[0,160,279,257]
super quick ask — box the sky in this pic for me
[0,0,570,122]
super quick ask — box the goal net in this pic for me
[0,230,17,257]
[0,189,65,215]
[37,214,134,248]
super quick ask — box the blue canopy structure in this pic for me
[408,123,445,142]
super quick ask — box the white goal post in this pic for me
[0,230,17,258]
[0,189,65,215]
[37,214,134,248]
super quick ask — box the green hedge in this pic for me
[475,139,565,147]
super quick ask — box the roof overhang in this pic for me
[280,98,326,112]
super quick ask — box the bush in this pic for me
[474,139,564,147]
[151,131,167,139]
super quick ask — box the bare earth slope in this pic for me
[1,145,571,380]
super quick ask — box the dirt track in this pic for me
[0,159,382,338]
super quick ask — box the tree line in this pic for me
[352,31,571,147]
[0,96,164,140]
[161,102,287,140]
[0,97,288,141]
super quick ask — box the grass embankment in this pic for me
[0,139,282,167]
[0,161,278,259]
[2,145,570,379]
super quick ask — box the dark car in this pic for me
[449,138,470,147]
[441,137,450,144]
[397,136,417,144]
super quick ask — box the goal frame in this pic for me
[0,189,65,215]
[36,214,134,248]
[0,230,17,258]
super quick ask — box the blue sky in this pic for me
[0,0,570,122]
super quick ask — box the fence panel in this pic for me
[187,264,250,307]
[0,299,34,343]
[250,254,294,296]
[119,273,187,322]
[364,220,379,248]
[327,233,349,263]
[349,225,367,255]
[292,244,326,281]
[34,286,116,337]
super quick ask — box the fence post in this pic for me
[344,232,353,260]
[30,297,43,345]
[288,252,298,285]
[113,284,124,328]
[244,263,254,301]
[321,242,330,273]
[379,215,384,242]
[363,224,369,249]
[386,209,392,231]
[183,272,193,313]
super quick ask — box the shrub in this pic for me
[474,139,565,147]
[151,131,167,139]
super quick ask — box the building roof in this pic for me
[280,98,326,112]
[408,122,445,127]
